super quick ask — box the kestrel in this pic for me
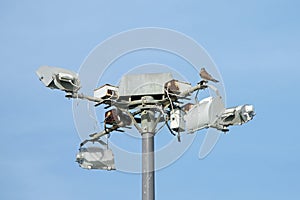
[200,67,219,83]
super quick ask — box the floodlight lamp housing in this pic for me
[76,147,116,171]
[184,96,225,133]
[218,104,255,127]
[36,66,81,94]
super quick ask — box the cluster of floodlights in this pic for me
[36,66,255,170]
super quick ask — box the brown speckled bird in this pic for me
[200,67,219,83]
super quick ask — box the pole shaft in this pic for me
[141,109,155,200]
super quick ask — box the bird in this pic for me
[199,67,219,83]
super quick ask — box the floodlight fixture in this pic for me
[76,147,116,170]
[36,66,81,96]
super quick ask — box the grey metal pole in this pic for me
[141,109,155,200]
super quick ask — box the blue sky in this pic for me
[1,0,300,199]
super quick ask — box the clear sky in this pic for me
[1,0,300,200]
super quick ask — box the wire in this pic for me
[165,89,174,112]
[87,91,117,131]
[165,121,176,136]
[195,89,200,103]
[106,135,109,149]
[87,101,99,131]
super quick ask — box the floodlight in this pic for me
[218,104,255,127]
[185,96,225,133]
[104,108,132,127]
[165,79,192,94]
[94,84,118,99]
[36,66,80,94]
[76,147,116,170]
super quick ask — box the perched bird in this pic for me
[200,67,219,83]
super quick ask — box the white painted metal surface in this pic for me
[76,147,116,170]
[170,109,185,132]
[94,84,118,99]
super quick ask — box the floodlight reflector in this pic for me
[218,104,255,127]
[76,147,116,170]
[36,66,80,93]
[185,96,225,133]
